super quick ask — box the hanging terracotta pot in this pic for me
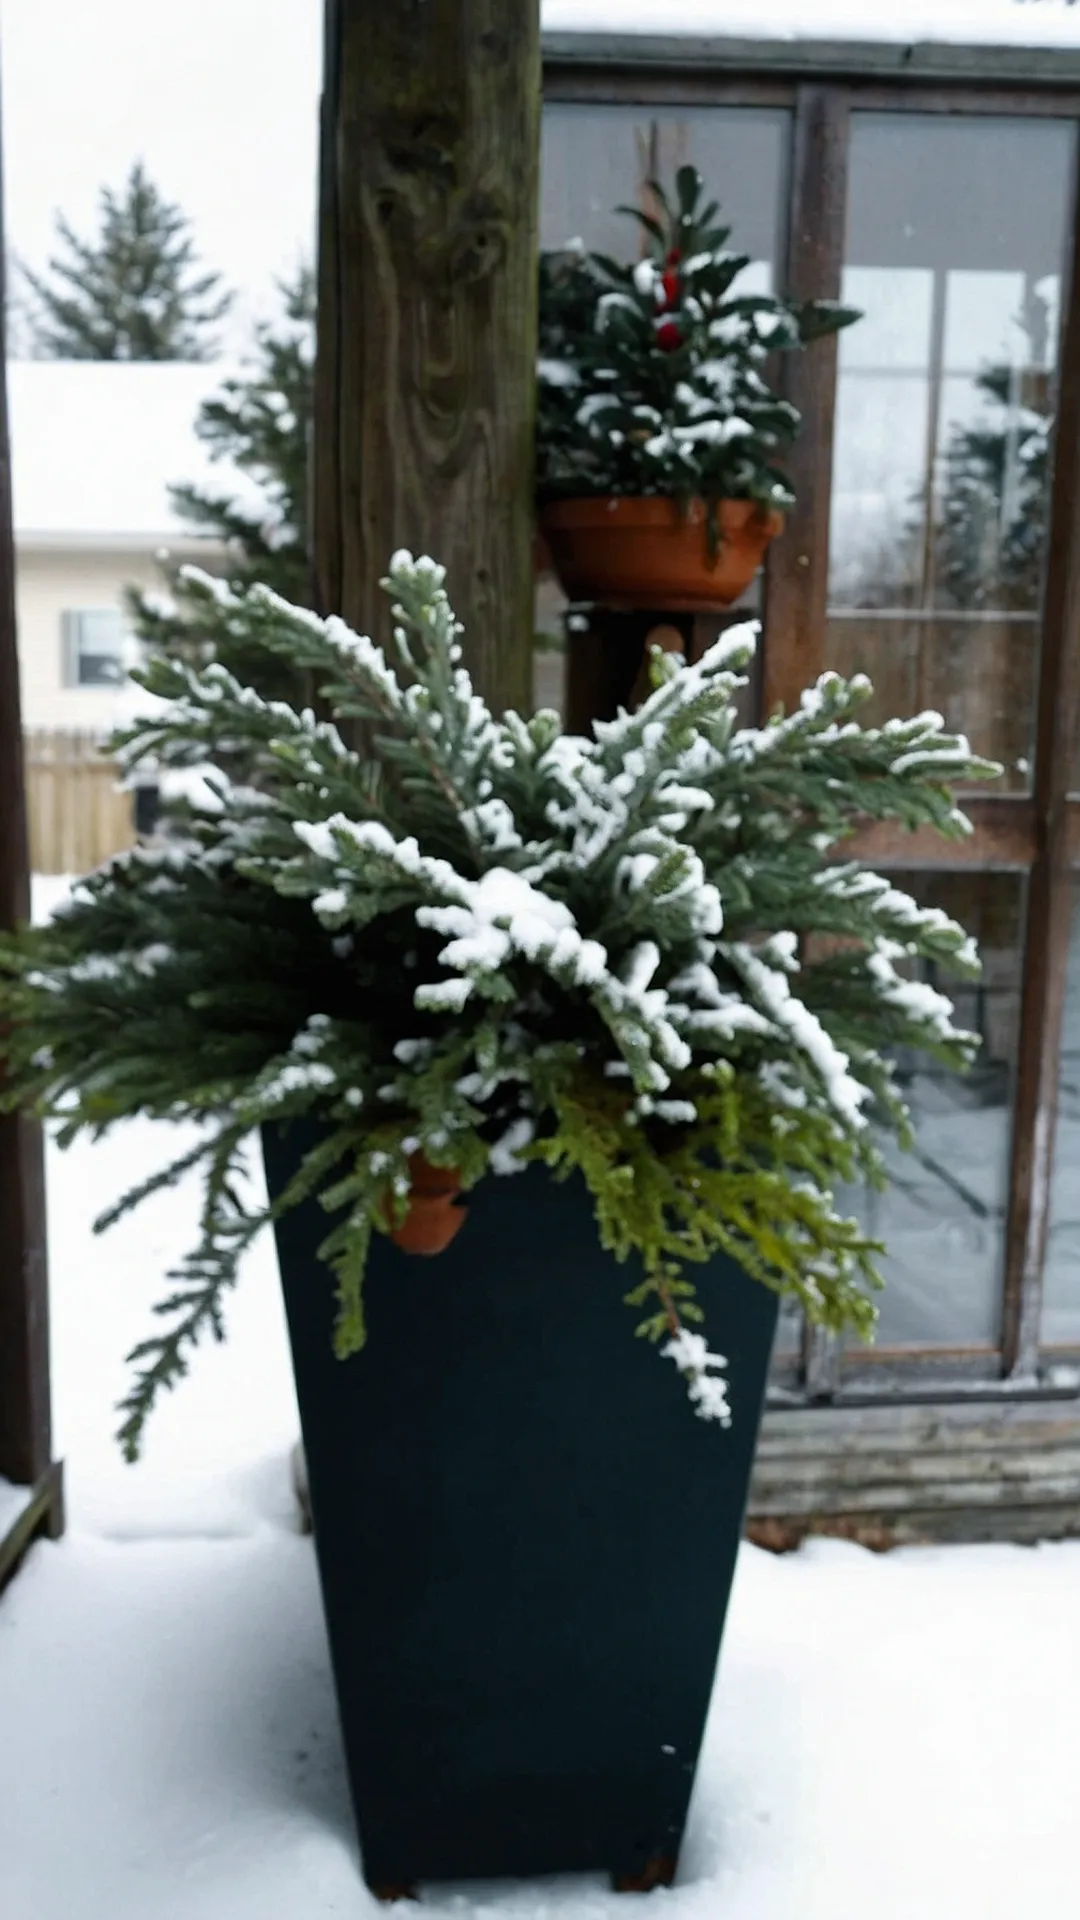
[539,496,783,609]
[387,1152,467,1256]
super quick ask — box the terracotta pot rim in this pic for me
[407,1165,464,1197]
[539,495,784,533]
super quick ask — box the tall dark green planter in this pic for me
[264,1129,778,1899]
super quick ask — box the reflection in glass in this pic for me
[827,114,1075,791]
[846,873,1024,1350]
[1043,890,1080,1347]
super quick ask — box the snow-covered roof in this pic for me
[542,0,1080,53]
[7,361,250,549]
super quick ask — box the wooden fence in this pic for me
[22,731,136,876]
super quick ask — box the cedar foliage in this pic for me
[0,556,994,1455]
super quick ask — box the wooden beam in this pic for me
[845,798,1037,873]
[313,0,541,712]
[1001,131,1080,1383]
[542,58,1080,123]
[542,67,792,109]
[0,53,60,1512]
[747,1396,1080,1549]
[541,32,1080,91]
[761,85,849,716]
[0,1465,65,1595]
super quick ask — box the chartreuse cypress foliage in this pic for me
[0,556,994,1455]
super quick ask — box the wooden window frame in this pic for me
[542,52,1080,1405]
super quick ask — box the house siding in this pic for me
[15,545,210,730]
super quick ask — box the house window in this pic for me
[61,609,133,688]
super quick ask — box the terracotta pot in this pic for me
[388,1152,467,1256]
[539,496,783,609]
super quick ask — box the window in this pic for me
[827,114,1076,788]
[845,872,1025,1352]
[537,102,792,705]
[1044,887,1080,1349]
[540,103,789,281]
[820,113,1076,1366]
[61,609,133,689]
[539,78,1080,1403]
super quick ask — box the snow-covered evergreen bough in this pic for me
[0,554,994,1457]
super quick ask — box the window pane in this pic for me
[537,104,790,653]
[540,103,788,278]
[67,608,131,687]
[846,873,1025,1350]
[1044,888,1080,1347]
[828,114,1075,794]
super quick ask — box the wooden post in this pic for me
[0,55,64,1578]
[761,86,849,720]
[313,0,541,712]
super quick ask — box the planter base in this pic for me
[612,1854,678,1893]
[265,1135,778,1896]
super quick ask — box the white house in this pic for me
[8,361,239,730]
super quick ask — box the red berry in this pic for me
[656,318,681,352]
[661,267,681,307]
[665,246,681,267]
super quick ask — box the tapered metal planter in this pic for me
[264,1130,778,1898]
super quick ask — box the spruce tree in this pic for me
[23,161,232,362]
[936,363,1051,613]
[128,265,314,701]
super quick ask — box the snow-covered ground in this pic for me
[2,880,1079,1918]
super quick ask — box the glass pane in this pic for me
[1044,887,1080,1347]
[540,104,788,277]
[846,873,1025,1351]
[772,1300,803,1358]
[537,105,790,641]
[828,114,1075,794]
[73,609,130,687]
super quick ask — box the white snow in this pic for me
[2,877,1080,1919]
[8,361,262,546]
[662,1328,733,1426]
[725,942,872,1128]
[542,1,1080,50]
[0,1477,33,1539]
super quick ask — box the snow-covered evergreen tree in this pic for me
[129,265,314,701]
[0,555,994,1456]
[537,165,860,535]
[22,161,232,362]
[936,363,1051,613]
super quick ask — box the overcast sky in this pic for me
[1,0,323,345]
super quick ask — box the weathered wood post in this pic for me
[313,0,540,712]
[0,57,64,1586]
